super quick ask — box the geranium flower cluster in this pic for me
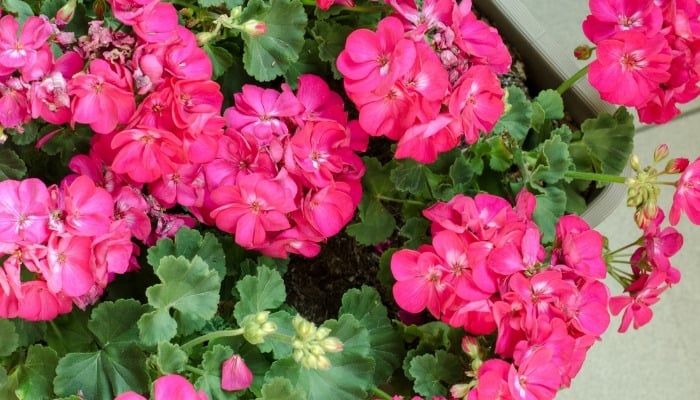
[391,191,612,400]
[584,0,700,123]
[337,0,511,163]
[0,176,135,321]
[194,75,366,258]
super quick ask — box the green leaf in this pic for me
[0,319,19,357]
[88,299,149,347]
[391,159,429,196]
[284,39,328,87]
[0,149,27,181]
[534,89,564,120]
[233,265,286,322]
[257,377,306,400]
[2,0,34,21]
[39,0,64,17]
[449,154,474,187]
[530,135,571,185]
[195,344,239,400]
[147,227,227,279]
[8,122,39,145]
[139,256,221,345]
[203,44,235,80]
[533,185,567,243]
[45,310,94,354]
[37,125,92,164]
[492,86,533,143]
[255,310,295,358]
[156,342,188,374]
[487,136,514,172]
[12,320,46,348]
[14,345,59,400]
[312,20,354,79]
[345,198,396,245]
[408,350,463,398]
[198,0,224,6]
[0,367,6,390]
[399,217,431,250]
[54,344,148,399]
[580,107,635,177]
[339,286,404,383]
[241,0,307,81]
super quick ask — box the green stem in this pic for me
[49,321,66,347]
[564,170,628,184]
[300,0,390,12]
[185,365,207,376]
[376,194,425,206]
[370,386,394,400]
[180,328,245,352]
[606,240,641,257]
[267,333,294,344]
[556,64,590,95]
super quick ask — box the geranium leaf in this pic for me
[37,125,91,164]
[391,159,429,196]
[45,310,94,354]
[198,0,224,6]
[0,367,6,390]
[284,39,328,88]
[195,344,239,400]
[408,350,463,398]
[233,265,286,322]
[530,135,571,185]
[311,20,354,79]
[14,345,58,400]
[147,227,226,279]
[534,89,564,120]
[203,44,234,80]
[156,342,188,374]
[345,197,396,245]
[399,217,431,250]
[54,343,148,399]
[257,377,306,400]
[0,319,19,357]
[339,286,404,382]
[2,0,33,22]
[139,256,221,346]
[581,107,635,178]
[533,185,567,243]
[255,311,295,358]
[241,0,307,82]
[88,299,149,347]
[492,86,533,143]
[0,149,27,181]
[487,136,514,172]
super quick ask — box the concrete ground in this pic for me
[511,1,700,398]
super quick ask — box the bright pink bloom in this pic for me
[149,164,205,209]
[302,183,356,238]
[448,65,505,144]
[294,74,347,124]
[62,175,114,237]
[0,15,53,77]
[561,280,611,336]
[337,16,417,96]
[454,5,512,74]
[113,186,151,241]
[107,0,159,25]
[70,59,136,134]
[0,178,51,244]
[115,374,208,400]
[110,126,185,183]
[163,27,213,80]
[0,78,29,128]
[221,355,253,391]
[670,156,700,225]
[395,114,461,163]
[609,270,667,332]
[29,51,83,125]
[588,31,672,107]
[16,280,72,321]
[354,83,419,140]
[131,2,179,43]
[224,84,303,143]
[583,0,664,43]
[554,215,607,279]
[210,171,298,249]
[391,247,448,317]
[45,233,94,297]
[508,347,560,400]
[467,358,513,400]
[316,0,354,10]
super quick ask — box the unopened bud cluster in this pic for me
[291,315,343,370]
[195,7,267,45]
[241,311,277,345]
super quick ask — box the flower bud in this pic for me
[654,144,669,163]
[461,336,479,356]
[221,355,253,391]
[93,0,106,20]
[573,44,593,60]
[321,337,343,353]
[241,19,267,37]
[196,31,217,46]
[665,157,689,174]
[450,383,471,399]
[630,155,642,172]
[56,0,77,26]
[316,355,331,370]
[315,327,331,340]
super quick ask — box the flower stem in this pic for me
[371,386,394,400]
[180,328,245,352]
[564,170,628,184]
[606,239,641,257]
[185,365,207,376]
[556,64,590,95]
[376,194,425,206]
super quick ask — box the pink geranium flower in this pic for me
[391,247,448,317]
[0,15,53,77]
[115,374,208,400]
[110,126,185,183]
[16,280,72,322]
[669,156,700,225]
[62,175,114,237]
[587,30,672,107]
[0,178,52,244]
[609,270,667,332]
[582,0,664,43]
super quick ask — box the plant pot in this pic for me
[477,0,629,228]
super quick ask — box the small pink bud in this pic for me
[221,355,253,391]
[665,157,689,173]
[241,20,267,37]
[56,0,77,26]
[654,144,669,163]
[573,44,593,60]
